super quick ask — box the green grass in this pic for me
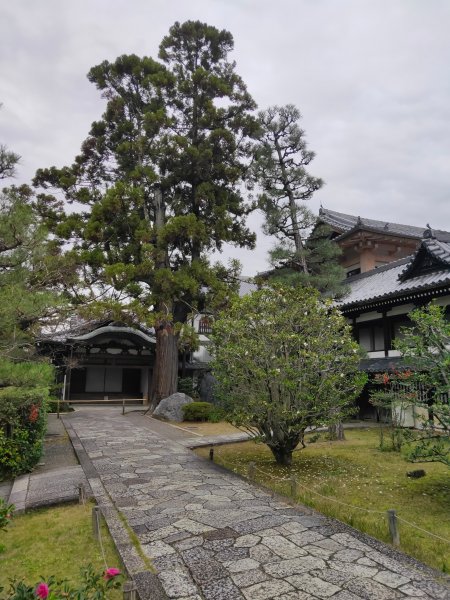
[0,502,122,594]
[196,428,450,572]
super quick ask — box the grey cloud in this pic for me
[1,0,449,274]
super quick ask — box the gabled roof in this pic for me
[70,324,155,346]
[339,236,450,311]
[399,235,450,281]
[319,208,450,242]
[40,319,155,346]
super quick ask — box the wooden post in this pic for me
[290,475,298,497]
[209,447,214,461]
[247,461,256,481]
[387,509,400,547]
[123,581,137,600]
[122,398,125,415]
[92,505,100,540]
[59,372,66,420]
[78,483,86,505]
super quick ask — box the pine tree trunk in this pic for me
[150,322,179,409]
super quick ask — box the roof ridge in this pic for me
[320,207,450,238]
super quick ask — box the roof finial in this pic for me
[356,216,362,226]
[319,204,324,215]
[424,224,435,239]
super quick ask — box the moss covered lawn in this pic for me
[0,502,122,594]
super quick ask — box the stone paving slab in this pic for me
[7,465,89,510]
[64,408,450,600]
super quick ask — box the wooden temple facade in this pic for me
[319,209,450,420]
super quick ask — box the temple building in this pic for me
[318,209,450,420]
[42,208,449,416]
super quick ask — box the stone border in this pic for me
[62,418,168,600]
[8,473,30,514]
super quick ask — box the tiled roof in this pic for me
[339,254,450,310]
[319,208,450,242]
[40,319,155,344]
[422,237,450,262]
[399,237,450,281]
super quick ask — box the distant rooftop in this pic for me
[339,236,450,311]
[319,208,450,242]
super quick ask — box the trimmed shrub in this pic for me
[0,361,53,479]
[182,402,214,422]
[0,387,48,478]
[178,377,195,396]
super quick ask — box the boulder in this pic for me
[152,392,193,422]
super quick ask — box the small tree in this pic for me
[211,285,366,465]
[371,304,449,466]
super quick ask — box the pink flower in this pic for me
[104,567,121,580]
[35,583,49,599]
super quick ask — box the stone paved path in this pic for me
[65,409,449,600]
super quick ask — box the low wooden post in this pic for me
[78,483,86,505]
[92,505,100,540]
[123,581,137,600]
[290,475,298,497]
[122,398,125,416]
[247,461,256,481]
[387,509,400,547]
[209,447,214,461]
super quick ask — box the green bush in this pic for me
[0,387,49,479]
[208,406,226,423]
[182,402,214,422]
[47,399,73,413]
[178,377,195,396]
[0,361,53,479]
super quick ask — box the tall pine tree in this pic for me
[34,21,258,406]
[253,104,345,297]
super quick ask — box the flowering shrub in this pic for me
[0,361,54,477]
[0,565,124,600]
[212,285,367,466]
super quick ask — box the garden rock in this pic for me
[152,393,193,422]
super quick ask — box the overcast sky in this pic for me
[1,1,449,274]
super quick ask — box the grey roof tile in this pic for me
[399,238,450,281]
[339,260,450,309]
[319,208,450,242]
